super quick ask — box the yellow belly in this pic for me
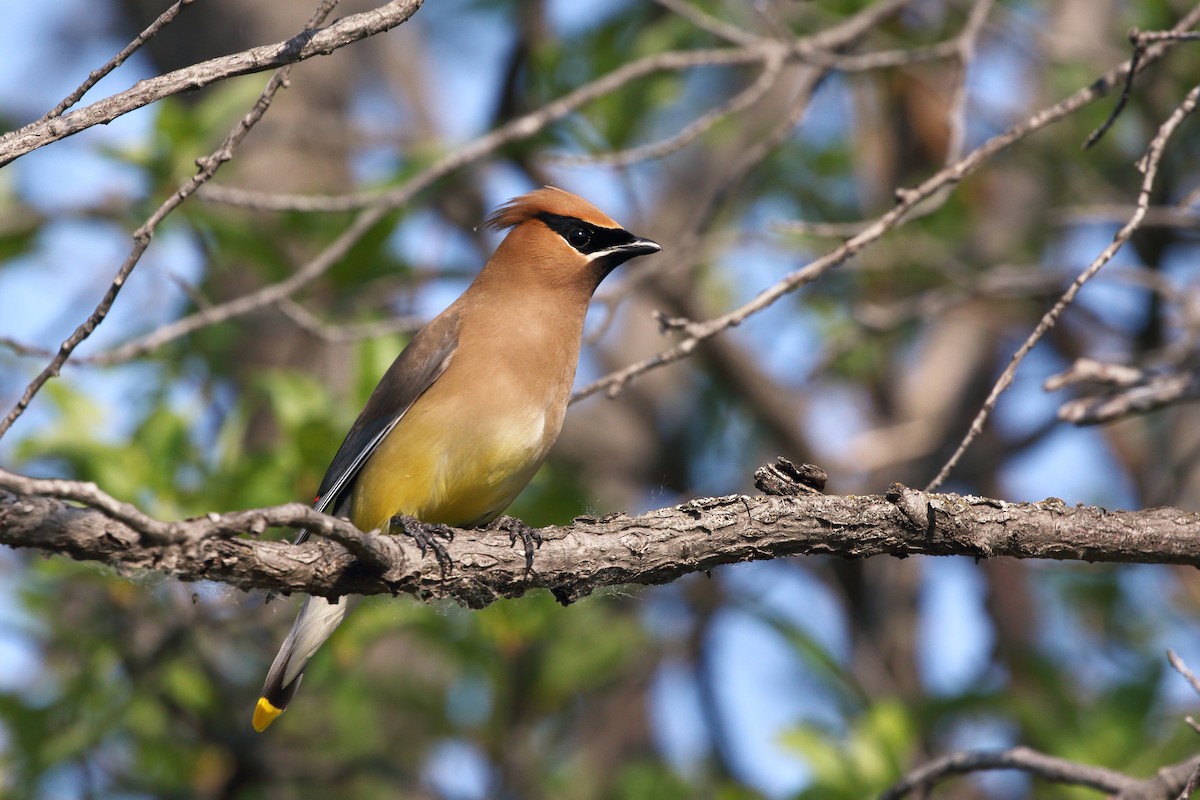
[349,396,548,532]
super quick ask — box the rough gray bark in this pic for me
[3,473,1200,609]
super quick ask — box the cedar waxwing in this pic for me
[253,187,660,732]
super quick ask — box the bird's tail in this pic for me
[253,594,356,732]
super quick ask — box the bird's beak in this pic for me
[618,236,661,259]
[588,234,662,277]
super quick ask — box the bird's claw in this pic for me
[389,514,455,578]
[486,515,542,577]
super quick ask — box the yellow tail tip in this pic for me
[252,697,283,732]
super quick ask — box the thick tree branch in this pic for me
[4,467,1200,609]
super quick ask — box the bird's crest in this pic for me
[485,186,621,232]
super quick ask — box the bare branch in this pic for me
[1169,649,1200,698]
[73,0,911,374]
[41,0,198,121]
[0,0,424,166]
[882,745,1200,800]
[0,0,345,441]
[1177,766,1200,800]
[943,0,995,165]
[1051,204,1200,229]
[200,0,915,212]
[770,219,872,237]
[0,336,55,359]
[86,205,394,366]
[651,0,764,47]
[882,746,1142,798]
[1086,28,1200,149]
[572,5,1200,406]
[551,1,990,171]
[545,45,788,169]
[6,463,1200,609]
[274,298,425,344]
[199,46,771,212]
[927,80,1200,490]
[1049,360,1200,426]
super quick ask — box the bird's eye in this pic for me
[567,227,592,249]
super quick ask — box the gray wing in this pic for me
[295,308,461,544]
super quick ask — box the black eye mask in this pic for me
[537,212,638,256]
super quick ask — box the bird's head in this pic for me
[483,187,660,292]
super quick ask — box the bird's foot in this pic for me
[486,515,542,577]
[389,514,455,578]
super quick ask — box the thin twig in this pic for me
[0,336,55,359]
[1085,28,1200,149]
[200,0,916,212]
[82,0,909,368]
[85,206,392,365]
[274,298,424,343]
[566,3,969,170]
[944,0,995,165]
[1084,28,1147,149]
[0,0,424,167]
[1052,369,1200,426]
[1177,764,1200,800]
[200,47,774,212]
[41,0,198,120]
[926,81,1200,491]
[208,38,968,211]
[570,15,1200,404]
[790,38,960,71]
[771,219,872,237]
[768,2,995,247]
[651,0,763,47]
[1169,649,1200,698]
[1051,204,1200,228]
[546,45,787,168]
[0,0,344,440]
[881,746,1143,799]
